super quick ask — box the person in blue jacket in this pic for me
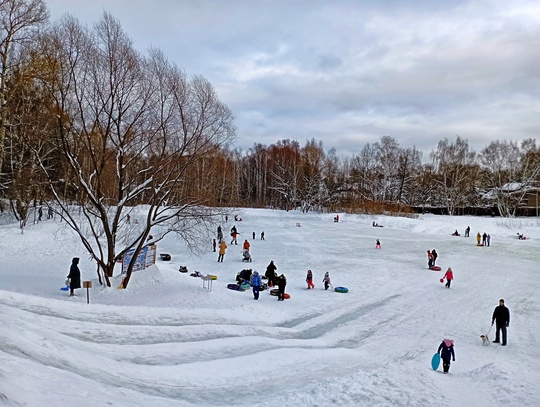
[250,270,262,300]
[437,339,456,374]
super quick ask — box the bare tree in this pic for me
[430,136,478,215]
[0,0,48,177]
[35,14,234,288]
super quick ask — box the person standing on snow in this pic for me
[492,299,510,346]
[437,339,456,374]
[465,226,470,237]
[67,257,81,297]
[427,250,434,268]
[277,274,287,301]
[486,234,491,247]
[476,232,481,245]
[482,233,487,246]
[243,239,250,251]
[230,225,238,245]
[443,267,453,288]
[375,239,381,249]
[322,272,331,290]
[217,240,227,262]
[265,260,278,287]
[306,270,315,289]
[250,270,262,300]
[217,225,223,241]
[431,249,438,266]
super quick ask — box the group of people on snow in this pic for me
[476,232,491,246]
[214,225,266,262]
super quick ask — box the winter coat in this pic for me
[250,271,262,287]
[277,275,287,291]
[476,233,481,243]
[306,271,313,282]
[67,257,81,289]
[431,250,438,260]
[492,305,510,326]
[243,240,250,250]
[427,250,434,260]
[444,269,453,280]
[322,273,331,284]
[218,241,227,255]
[265,261,277,277]
[438,339,455,361]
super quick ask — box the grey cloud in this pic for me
[46,0,540,159]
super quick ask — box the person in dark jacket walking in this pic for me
[465,226,470,237]
[437,339,455,374]
[492,299,510,345]
[67,257,81,297]
[277,274,287,301]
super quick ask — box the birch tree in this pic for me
[430,136,478,215]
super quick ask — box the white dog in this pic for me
[480,334,490,346]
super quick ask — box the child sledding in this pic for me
[241,249,252,262]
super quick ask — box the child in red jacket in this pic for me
[443,267,453,288]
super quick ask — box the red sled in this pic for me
[429,266,441,271]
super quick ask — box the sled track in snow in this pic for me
[0,292,408,405]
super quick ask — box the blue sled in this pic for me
[60,285,70,291]
[431,353,441,370]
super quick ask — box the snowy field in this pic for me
[1,208,539,407]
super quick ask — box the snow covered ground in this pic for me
[1,209,539,407]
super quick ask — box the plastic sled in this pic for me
[334,286,349,293]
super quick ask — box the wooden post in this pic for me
[83,281,92,304]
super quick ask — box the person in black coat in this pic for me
[277,274,287,301]
[492,299,510,345]
[67,257,81,297]
[437,339,456,374]
[265,260,277,286]
[431,249,438,266]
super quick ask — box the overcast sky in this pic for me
[45,0,540,159]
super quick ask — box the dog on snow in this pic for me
[480,334,490,346]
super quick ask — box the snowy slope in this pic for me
[0,209,539,406]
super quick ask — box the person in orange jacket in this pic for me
[243,239,250,251]
[443,267,453,288]
[217,240,227,262]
